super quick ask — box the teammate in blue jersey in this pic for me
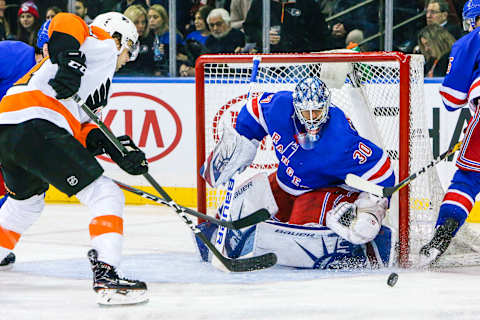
[198,77,396,269]
[0,20,49,270]
[0,19,49,100]
[419,0,480,266]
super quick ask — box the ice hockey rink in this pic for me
[1,204,480,320]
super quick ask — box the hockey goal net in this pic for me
[195,52,480,268]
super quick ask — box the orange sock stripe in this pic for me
[89,215,123,238]
[0,226,20,250]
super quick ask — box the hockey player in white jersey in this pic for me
[197,77,396,269]
[0,12,148,305]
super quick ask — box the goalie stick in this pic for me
[113,179,269,230]
[72,94,277,272]
[345,141,463,197]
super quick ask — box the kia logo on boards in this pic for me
[98,92,182,163]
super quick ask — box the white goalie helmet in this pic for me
[292,77,331,149]
[90,12,139,61]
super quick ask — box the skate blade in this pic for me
[0,264,14,271]
[96,288,148,306]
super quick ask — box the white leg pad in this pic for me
[253,221,340,268]
[228,173,278,222]
[250,221,396,269]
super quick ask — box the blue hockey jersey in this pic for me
[235,91,395,195]
[439,29,480,111]
[0,41,36,100]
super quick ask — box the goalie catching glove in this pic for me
[86,129,148,175]
[326,192,388,244]
[201,125,258,187]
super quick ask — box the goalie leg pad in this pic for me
[227,173,279,222]
[194,173,278,262]
[252,221,395,269]
[193,220,396,269]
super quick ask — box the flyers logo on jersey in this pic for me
[85,78,111,111]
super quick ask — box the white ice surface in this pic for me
[1,204,480,320]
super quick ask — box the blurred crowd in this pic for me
[0,0,468,78]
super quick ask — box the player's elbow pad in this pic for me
[48,31,81,64]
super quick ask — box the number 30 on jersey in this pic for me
[353,142,372,164]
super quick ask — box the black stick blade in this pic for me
[224,252,278,272]
[231,209,270,229]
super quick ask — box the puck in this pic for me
[387,272,398,287]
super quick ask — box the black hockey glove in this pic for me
[86,129,148,175]
[110,135,149,175]
[48,50,86,99]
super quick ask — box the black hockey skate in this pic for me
[88,249,148,306]
[419,218,459,267]
[0,252,15,270]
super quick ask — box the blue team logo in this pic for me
[295,236,367,270]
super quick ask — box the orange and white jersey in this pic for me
[0,13,117,146]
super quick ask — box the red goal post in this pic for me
[195,52,441,267]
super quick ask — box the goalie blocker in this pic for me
[193,173,395,269]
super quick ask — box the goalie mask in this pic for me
[463,0,480,31]
[90,12,139,61]
[292,77,330,150]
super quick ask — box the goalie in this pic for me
[197,77,396,269]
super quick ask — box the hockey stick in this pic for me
[72,94,276,272]
[113,178,269,230]
[345,141,463,197]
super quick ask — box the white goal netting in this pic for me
[196,53,480,267]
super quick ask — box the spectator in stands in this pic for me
[417,24,456,77]
[179,5,213,77]
[45,6,62,20]
[187,0,216,33]
[186,5,212,45]
[205,8,245,54]
[16,1,40,47]
[150,0,193,37]
[425,0,463,39]
[230,0,252,30]
[117,4,155,76]
[243,0,329,53]
[0,0,10,41]
[74,0,93,24]
[148,4,186,76]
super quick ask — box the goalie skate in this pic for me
[0,252,15,271]
[88,249,148,306]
